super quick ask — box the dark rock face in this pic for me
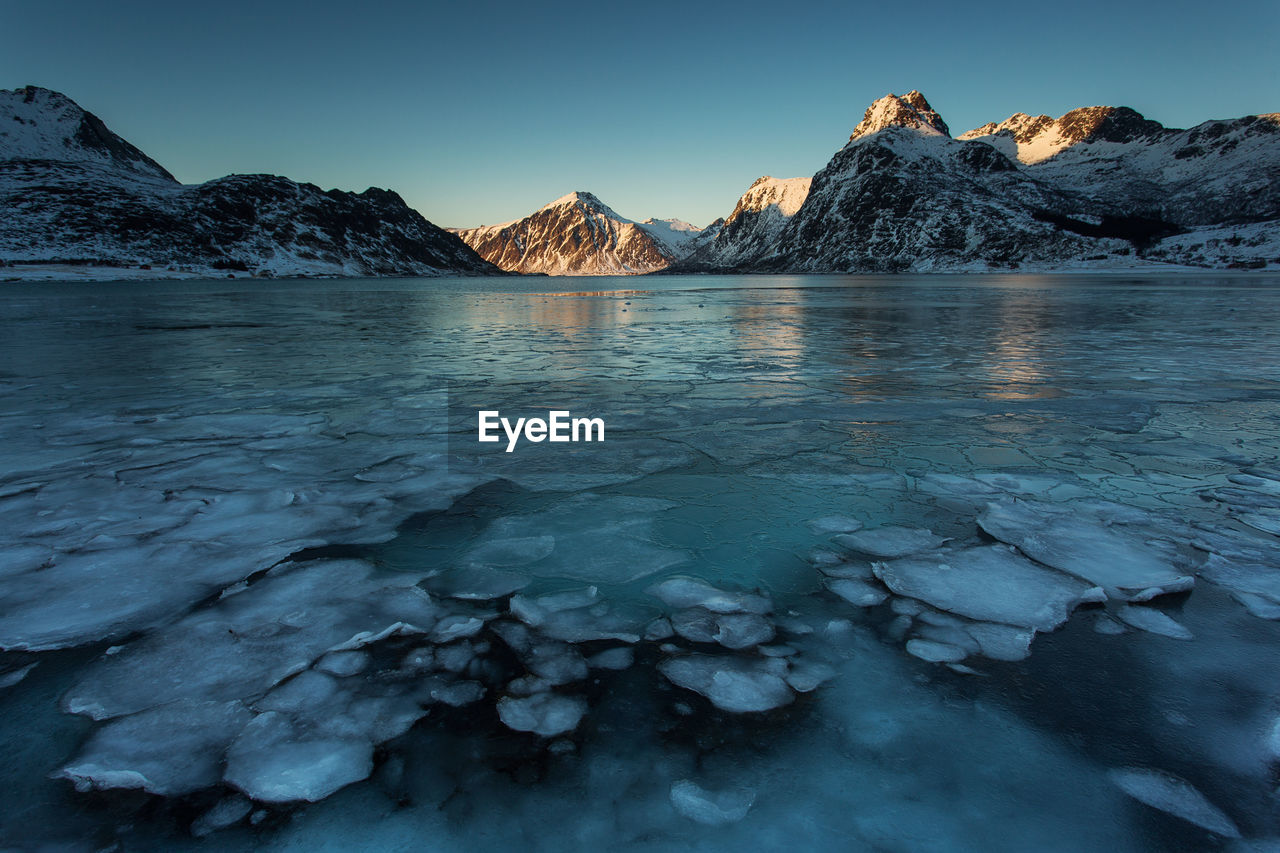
[707,93,1280,273]
[453,192,679,275]
[0,87,498,278]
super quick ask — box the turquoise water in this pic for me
[1,274,1279,850]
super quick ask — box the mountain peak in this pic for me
[958,105,1171,164]
[0,85,176,182]
[850,91,950,141]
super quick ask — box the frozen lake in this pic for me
[2,274,1280,850]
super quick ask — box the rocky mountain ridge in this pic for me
[451,192,696,275]
[0,86,498,280]
[675,92,1279,273]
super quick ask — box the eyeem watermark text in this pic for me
[478,410,605,452]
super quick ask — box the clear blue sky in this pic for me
[2,0,1276,229]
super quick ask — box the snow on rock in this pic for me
[850,91,951,140]
[496,693,587,737]
[872,545,1105,631]
[452,192,689,276]
[834,526,948,559]
[1108,767,1241,838]
[58,700,252,796]
[669,779,756,825]
[675,176,811,271]
[0,90,497,280]
[658,654,794,713]
[978,500,1194,601]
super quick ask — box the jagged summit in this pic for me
[850,90,950,141]
[733,176,811,219]
[540,190,621,215]
[959,106,1171,163]
[454,191,692,275]
[0,85,176,182]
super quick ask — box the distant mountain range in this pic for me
[0,87,498,280]
[1,85,1276,279]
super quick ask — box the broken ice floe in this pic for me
[833,525,948,559]
[1115,605,1193,640]
[873,545,1104,632]
[978,500,1194,601]
[59,700,253,796]
[669,779,755,825]
[496,693,588,737]
[658,654,794,713]
[461,494,689,583]
[1108,767,1240,838]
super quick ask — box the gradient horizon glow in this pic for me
[2,0,1276,229]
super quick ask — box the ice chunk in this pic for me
[496,693,587,737]
[658,654,793,713]
[463,495,688,583]
[834,526,947,558]
[430,614,487,643]
[669,779,755,825]
[784,660,836,692]
[978,501,1193,601]
[191,794,253,837]
[873,546,1103,631]
[1199,553,1280,619]
[464,535,556,567]
[315,650,369,677]
[805,515,864,535]
[256,671,341,713]
[59,700,252,796]
[825,577,888,607]
[1116,606,1193,640]
[671,608,774,649]
[964,622,1034,661]
[817,561,873,580]
[647,577,771,614]
[1109,767,1240,838]
[65,559,439,720]
[524,640,588,685]
[224,711,373,803]
[644,617,674,641]
[905,639,968,663]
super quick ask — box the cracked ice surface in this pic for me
[4,276,1280,850]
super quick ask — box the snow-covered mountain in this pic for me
[739,91,1280,272]
[452,192,704,275]
[0,86,498,280]
[676,176,811,270]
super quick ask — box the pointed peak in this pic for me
[538,191,628,221]
[0,85,175,181]
[850,91,950,141]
